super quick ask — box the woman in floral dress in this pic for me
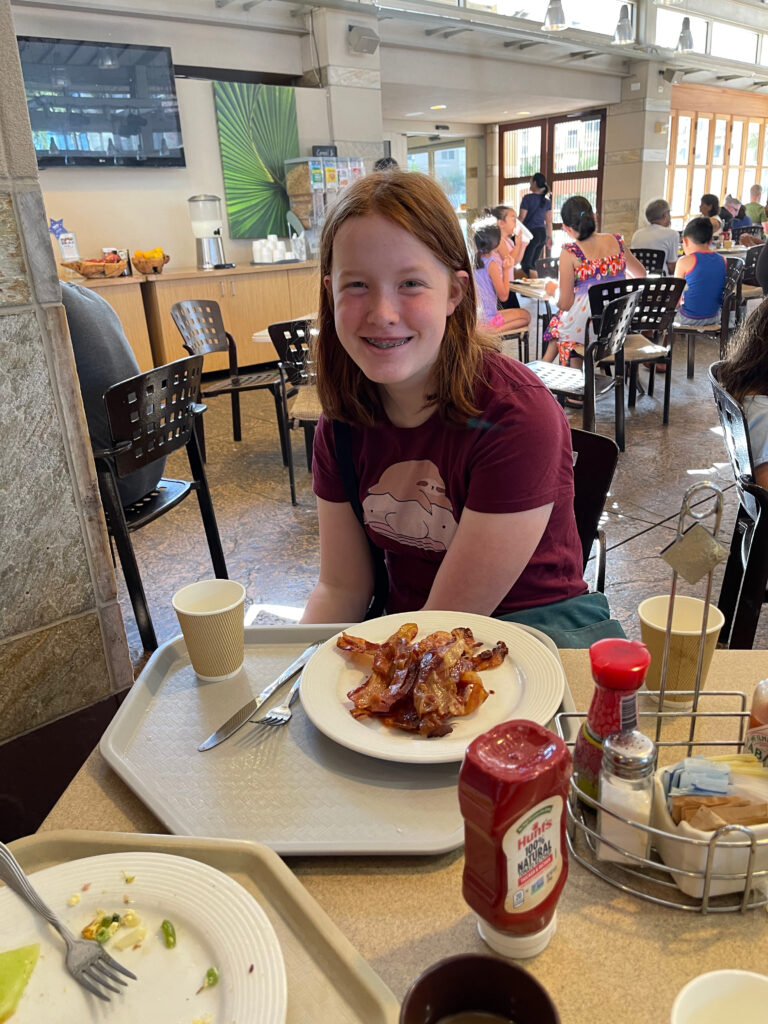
[541,196,646,365]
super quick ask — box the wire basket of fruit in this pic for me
[132,249,170,275]
[61,255,127,278]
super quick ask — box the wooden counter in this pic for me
[141,262,320,372]
[75,276,154,373]
[38,649,768,1024]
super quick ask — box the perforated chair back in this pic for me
[535,256,560,279]
[170,299,231,360]
[267,319,314,387]
[589,277,685,335]
[629,247,666,274]
[724,255,745,293]
[104,356,204,478]
[571,427,619,591]
[736,225,763,238]
[591,289,642,361]
[742,243,764,286]
[709,362,759,521]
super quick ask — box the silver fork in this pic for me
[0,842,137,1002]
[250,673,302,727]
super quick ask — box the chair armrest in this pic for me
[191,402,207,415]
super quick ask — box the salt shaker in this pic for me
[597,730,656,865]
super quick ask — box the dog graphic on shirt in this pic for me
[362,460,458,553]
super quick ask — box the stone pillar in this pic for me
[602,60,672,237]
[464,136,485,226]
[485,124,499,211]
[0,0,132,746]
[300,9,384,167]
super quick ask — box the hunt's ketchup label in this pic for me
[459,721,571,950]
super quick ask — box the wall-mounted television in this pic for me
[17,36,185,168]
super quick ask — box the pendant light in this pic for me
[542,1,567,32]
[612,4,634,46]
[98,48,119,69]
[676,17,694,53]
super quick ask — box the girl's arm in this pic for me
[487,254,510,302]
[301,497,376,623]
[556,249,576,311]
[423,504,554,616]
[519,206,528,223]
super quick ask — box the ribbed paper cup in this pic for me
[638,595,724,706]
[172,579,245,681]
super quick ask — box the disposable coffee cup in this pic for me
[671,970,768,1024]
[638,595,724,706]
[399,954,559,1024]
[172,579,246,681]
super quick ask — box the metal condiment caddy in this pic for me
[556,483,768,913]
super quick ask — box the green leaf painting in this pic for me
[213,82,299,238]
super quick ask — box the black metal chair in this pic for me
[535,256,560,279]
[709,362,768,648]
[671,257,743,379]
[170,299,291,482]
[267,319,323,487]
[526,289,641,451]
[629,247,666,274]
[588,276,686,423]
[735,225,763,239]
[738,243,765,319]
[92,356,228,651]
[571,427,619,594]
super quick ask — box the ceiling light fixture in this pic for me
[676,17,694,53]
[542,1,567,32]
[516,111,531,116]
[611,4,633,46]
[430,104,447,110]
[98,48,120,69]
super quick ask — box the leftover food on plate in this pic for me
[0,944,39,1023]
[338,622,508,737]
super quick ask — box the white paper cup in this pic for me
[671,970,768,1024]
[172,579,245,681]
[638,595,724,706]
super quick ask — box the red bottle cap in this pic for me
[589,638,651,691]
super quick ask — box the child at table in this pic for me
[300,170,624,647]
[471,218,530,334]
[674,217,726,327]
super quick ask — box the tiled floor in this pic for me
[117,329,767,672]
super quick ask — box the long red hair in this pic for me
[313,171,495,426]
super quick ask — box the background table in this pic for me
[39,650,768,1024]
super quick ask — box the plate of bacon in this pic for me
[299,611,565,764]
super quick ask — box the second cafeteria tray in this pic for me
[101,624,573,855]
[8,829,399,1024]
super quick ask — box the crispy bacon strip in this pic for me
[339,623,505,737]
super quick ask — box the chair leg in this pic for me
[519,331,529,363]
[99,471,158,651]
[662,355,672,425]
[230,392,242,443]
[717,511,750,646]
[646,364,655,398]
[272,385,290,467]
[726,514,768,649]
[303,423,315,472]
[195,411,207,463]
[628,364,638,408]
[687,333,695,379]
[186,431,229,580]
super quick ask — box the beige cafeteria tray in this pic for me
[8,829,400,1024]
[100,624,574,856]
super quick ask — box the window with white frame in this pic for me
[655,9,708,53]
[465,0,635,40]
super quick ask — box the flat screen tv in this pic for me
[17,36,185,168]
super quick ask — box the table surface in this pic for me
[40,649,768,1024]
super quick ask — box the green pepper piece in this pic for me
[205,966,219,988]
[161,919,176,949]
[95,927,110,944]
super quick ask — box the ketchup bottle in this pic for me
[458,720,571,959]
[572,638,651,800]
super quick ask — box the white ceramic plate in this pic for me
[300,611,565,764]
[0,851,286,1024]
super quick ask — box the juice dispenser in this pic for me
[188,194,234,270]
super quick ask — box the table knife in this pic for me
[198,642,320,751]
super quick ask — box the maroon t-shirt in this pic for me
[312,351,586,615]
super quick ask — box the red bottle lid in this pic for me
[589,638,651,691]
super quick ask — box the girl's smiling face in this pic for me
[324,213,467,410]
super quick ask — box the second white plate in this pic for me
[300,611,565,764]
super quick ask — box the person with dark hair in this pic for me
[718,300,768,490]
[673,216,726,327]
[301,171,622,645]
[519,173,553,274]
[62,281,165,506]
[700,193,732,235]
[486,203,529,310]
[540,196,645,365]
[373,156,399,171]
[630,198,679,273]
[470,216,530,333]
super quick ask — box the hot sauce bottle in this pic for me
[458,720,572,958]
[572,638,651,800]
